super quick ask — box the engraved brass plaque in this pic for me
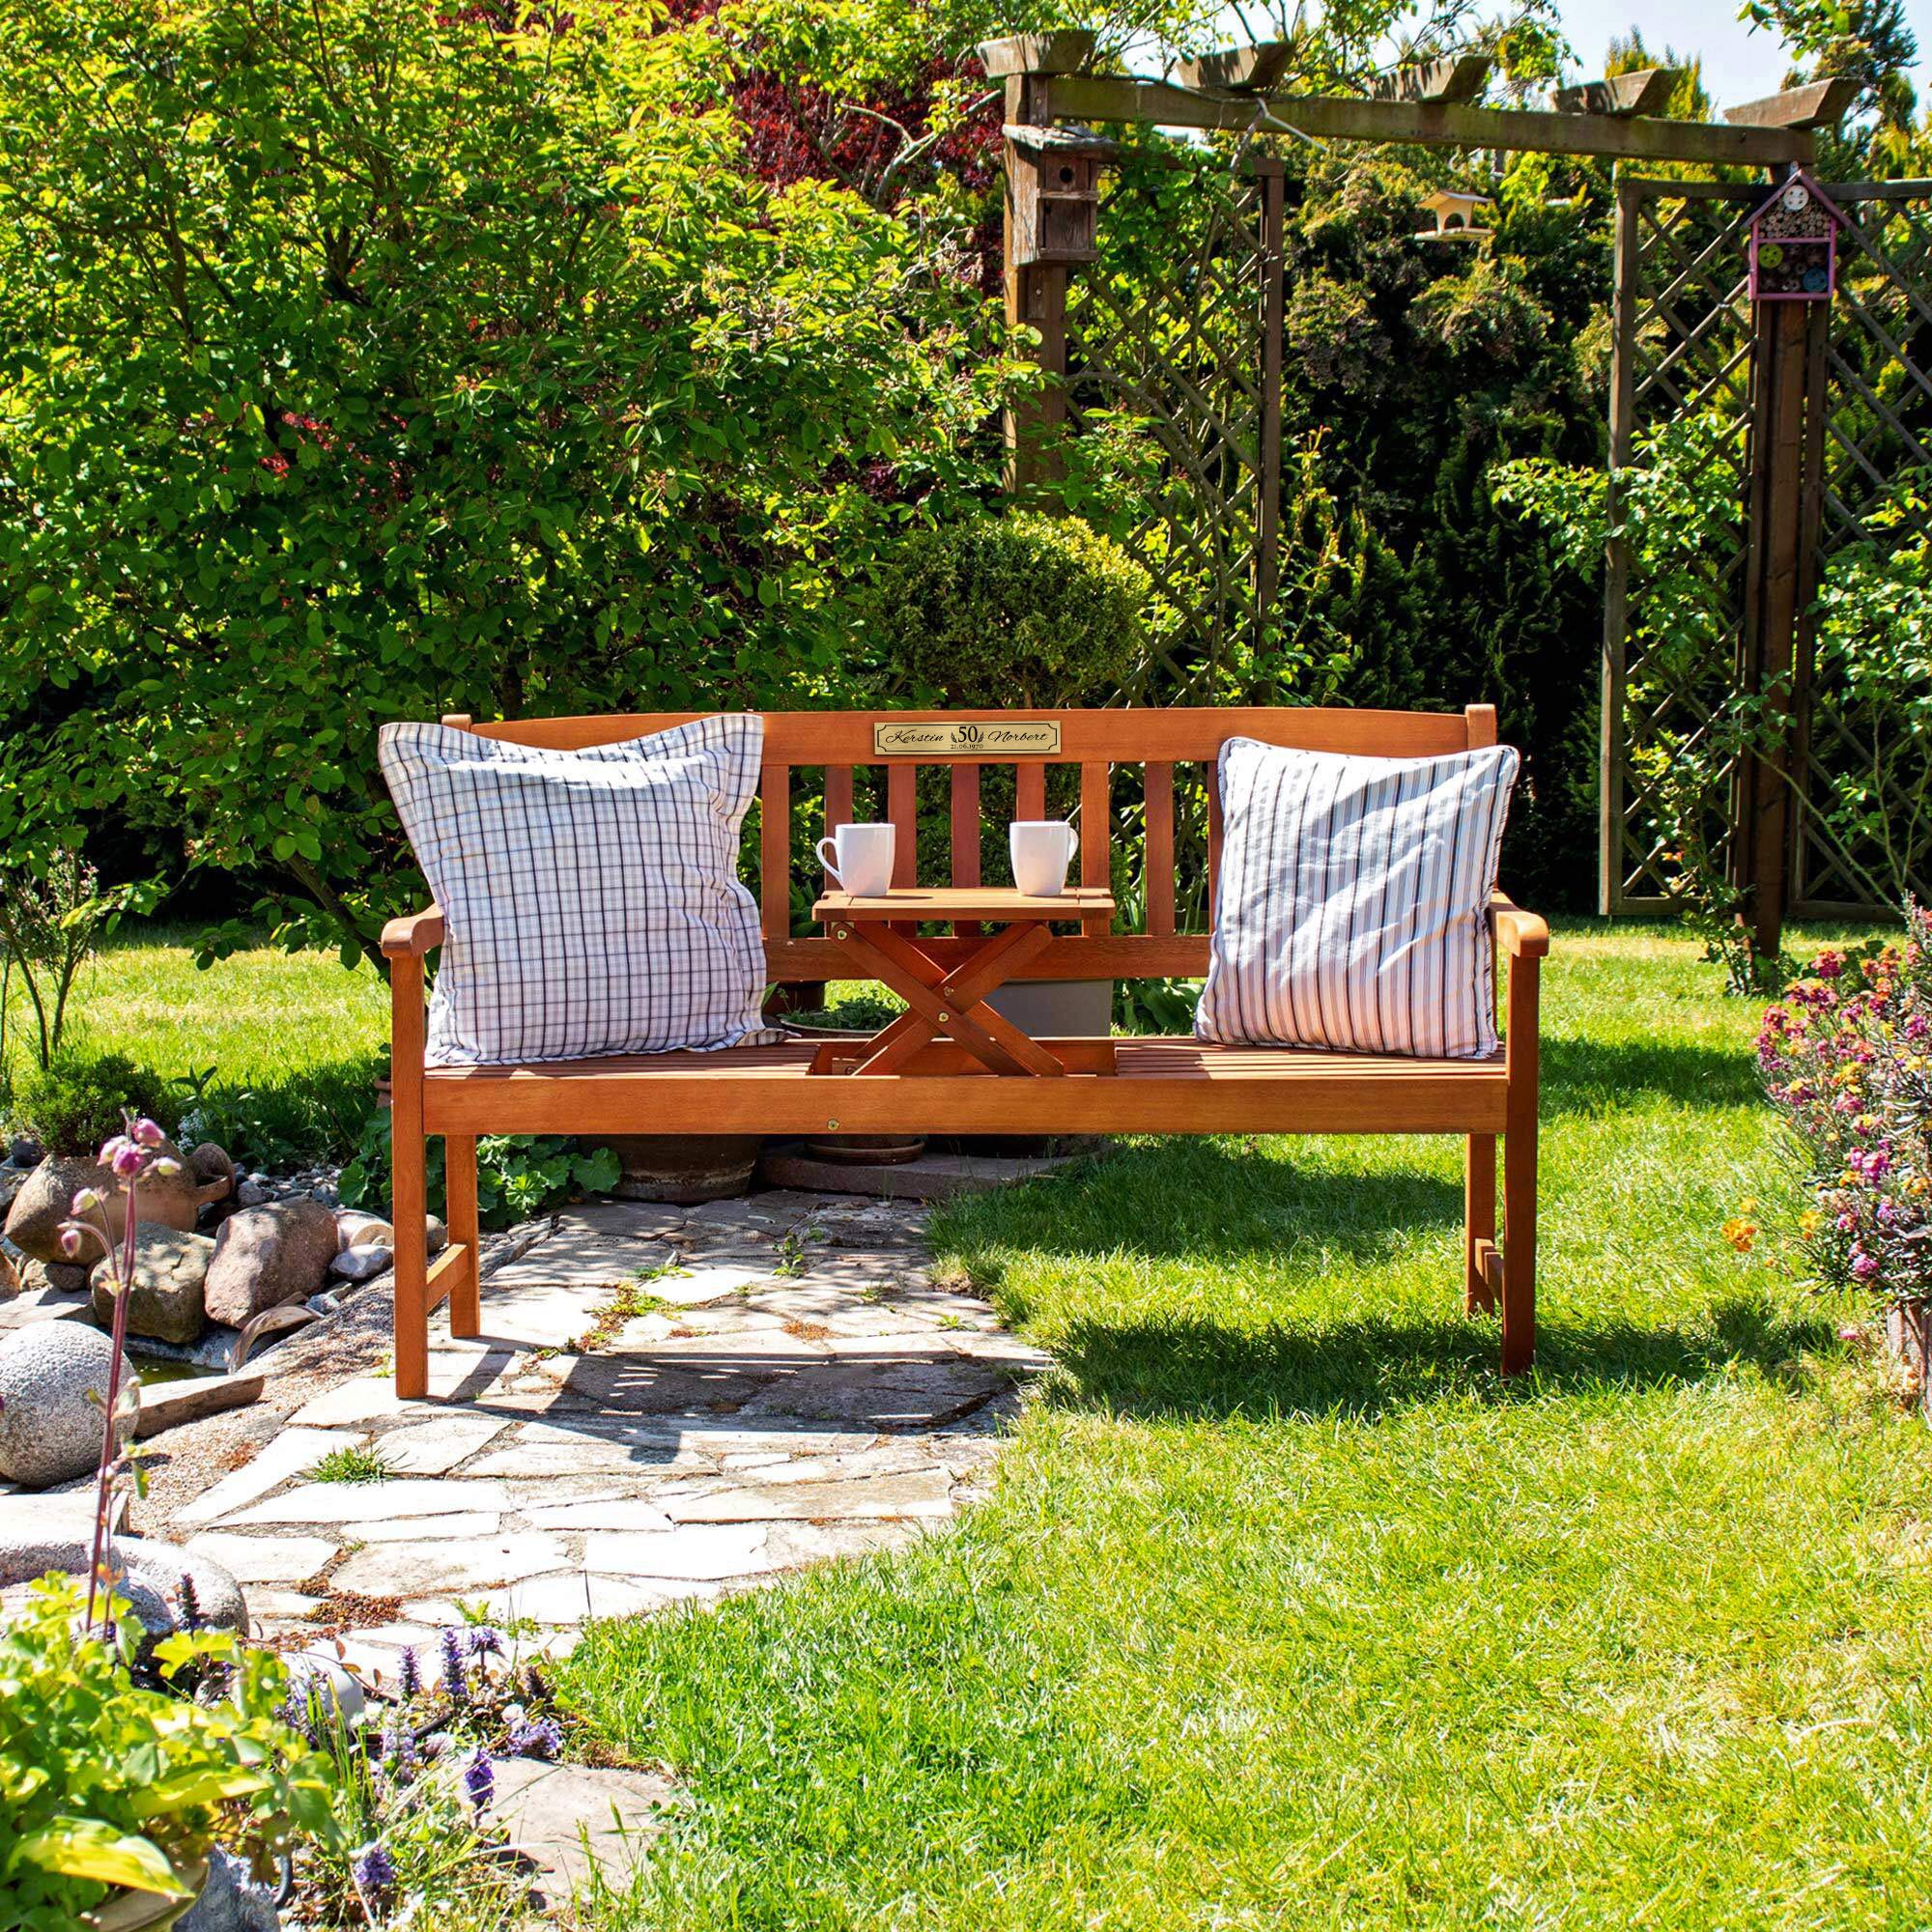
[873,720,1061,757]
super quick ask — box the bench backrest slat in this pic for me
[448,706,1495,983]
[887,763,918,889]
[1016,760,1046,819]
[1080,761,1111,939]
[950,764,981,939]
[467,707,1486,763]
[825,764,855,845]
[759,762,790,942]
[1145,762,1176,937]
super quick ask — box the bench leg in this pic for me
[444,1135,480,1340]
[1464,1134,1497,1315]
[391,955,430,1401]
[1499,953,1540,1378]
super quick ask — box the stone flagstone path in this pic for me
[173,1191,1048,1678]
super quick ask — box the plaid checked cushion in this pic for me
[379,716,782,1066]
[1196,738,1520,1060]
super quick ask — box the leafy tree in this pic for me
[0,0,1028,968]
[1741,0,1921,174]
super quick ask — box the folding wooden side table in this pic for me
[810,887,1117,1077]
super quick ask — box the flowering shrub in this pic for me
[1755,905,1932,1301]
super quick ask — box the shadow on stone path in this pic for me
[169,1191,1048,1676]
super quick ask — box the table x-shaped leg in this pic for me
[831,920,1063,1076]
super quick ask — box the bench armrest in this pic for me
[381,905,445,958]
[1490,892,1549,959]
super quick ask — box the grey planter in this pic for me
[983,978,1113,1039]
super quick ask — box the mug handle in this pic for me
[1065,827,1079,861]
[816,837,841,883]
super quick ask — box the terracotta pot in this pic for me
[605,1136,763,1204]
[801,1133,927,1166]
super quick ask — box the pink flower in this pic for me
[1850,1250,1881,1280]
[131,1118,165,1149]
[59,1227,83,1259]
[109,1142,144,1179]
[1816,951,1844,980]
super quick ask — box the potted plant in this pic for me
[865,512,1151,1047]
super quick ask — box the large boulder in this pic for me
[203,1198,341,1324]
[90,1225,215,1347]
[0,1320,122,1488]
[3,1146,209,1264]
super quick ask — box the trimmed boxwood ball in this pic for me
[12,1051,175,1157]
[871,514,1151,707]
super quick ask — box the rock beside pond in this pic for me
[90,1225,214,1346]
[329,1243,393,1284]
[179,1846,280,1932]
[3,1146,206,1263]
[0,1520,246,1644]
[204,1198,341,1323]
[0,1320,121,1487]
[18,1257,92,1297]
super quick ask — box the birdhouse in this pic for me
[1748,170,1842,302]
[1005,123,1121,267]
[1416,189,1493,243]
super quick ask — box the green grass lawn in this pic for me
[563,922,1932,1931]
[3,923,389,1163]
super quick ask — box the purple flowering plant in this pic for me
[56,1115,181,1631]
[1755,904,1932,1303]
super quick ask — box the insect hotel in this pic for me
[1748,169,1843,301]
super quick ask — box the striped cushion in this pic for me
[379,716,781,1067]
[1196,738,1520,1059]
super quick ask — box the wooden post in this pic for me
[1003,71,1068,496]
[1252,160,1286,642]
[1736,284,1818,964]
[1600,177,1640,917]
[390,954,429,1401]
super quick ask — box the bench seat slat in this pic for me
[422,1038,1509,1137]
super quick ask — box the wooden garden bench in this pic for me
[381,705,1548,1398]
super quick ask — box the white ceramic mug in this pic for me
[817,822,895,897]
[1009,820,1079,898]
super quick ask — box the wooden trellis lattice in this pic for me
[994,26,1836,704]
[1061,155,1285,695]
[1604,178,1932,925]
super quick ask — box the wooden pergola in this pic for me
[984,31,1861,956]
